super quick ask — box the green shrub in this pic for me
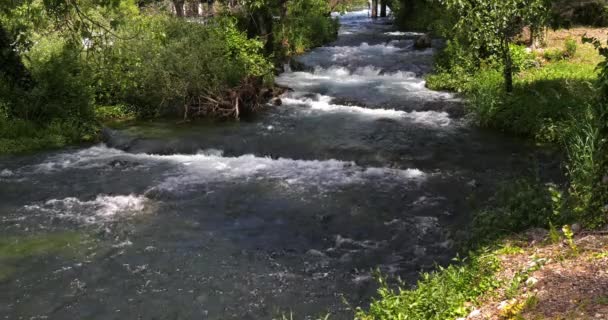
[274,0,339,57]
[544,48,565,61]
[510,44,537,72]
[565,37,578,58]
[95,15,274,118]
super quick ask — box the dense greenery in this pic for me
[0,0,339,154]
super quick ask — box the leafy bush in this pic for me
[510,44,537,72]
[3,36,94,123]
[565,37,578,58]
[95,15,274,118]
[543,48,566,62]
[274,0,339,56]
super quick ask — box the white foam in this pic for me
[153,152,426,193]
[25,145,426,195]
[276,66,453,106]
[0,169,13,177]
[282,94,451,126]
[33,145,127,173]
[24,194,147,225]
[296,42,421,70]
[384,31,424,37]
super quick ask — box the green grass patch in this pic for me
[356,252,501,320]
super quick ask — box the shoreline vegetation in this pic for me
[0,0,347,155]
[357,1,608,319]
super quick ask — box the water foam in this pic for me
[25,145,427,194]
[282,94,451,126]
[296,42,427,70]
[276,66,453,106]
[24,194,147,225]
[153,152,427,193]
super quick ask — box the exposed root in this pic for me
[184,77,285,120]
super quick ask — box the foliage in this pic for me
[356,253,501,320]
[439,0,551,91]
[470,179,560,245]
[95,14,273,118]
[509,44,537,72]
[391,0,451,32]
[565,104,607,227]
[543,48,566,62]
[565,37,578,58]
[274,0,338,57]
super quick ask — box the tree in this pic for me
[440,0,550,92]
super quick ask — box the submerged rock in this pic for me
[414,34,432,49]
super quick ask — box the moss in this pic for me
[0,265,16,282]
[0,232,92,282]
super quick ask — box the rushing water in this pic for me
[0,10,557,320]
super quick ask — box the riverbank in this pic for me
[357,28,608,320]
[0,1,339,156]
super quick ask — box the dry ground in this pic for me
[469,231,608,320]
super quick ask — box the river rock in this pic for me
[525,228,548,243]
[414,34,432,49]
[306,249,327,257]
[467,309,481,319]
[571,223,582,234]
[525,276,539,287]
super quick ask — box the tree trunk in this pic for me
[248,9,274,55]
[0,22,33,90]
[503,34,513,93]
[371,0,378,18]
[380,0,387,17]
[173,0,185,17]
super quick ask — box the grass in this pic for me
[356,251,501,320]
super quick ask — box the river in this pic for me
[0,10,556,320]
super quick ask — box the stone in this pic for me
[414,34,432,50]
[467,179,478,188]
[306,249,326,257]
[525,228,549,243]
[497,300,509,310]
[525,276,539,287]
[602,175,608,184]
[571,223,582,234]
[467,309,481,318]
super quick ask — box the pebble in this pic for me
[306,249,326,257]
[525,276,539,287]
[467,309,481,318]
